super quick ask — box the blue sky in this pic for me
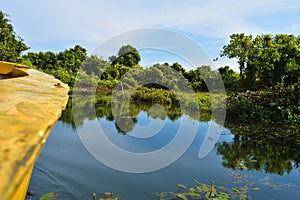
[1,0,300,71]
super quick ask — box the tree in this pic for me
[218,66,239,91]
[251,34,300,87]
[0,11,29,62]
[81,55,108,76]
[273,34,300,86]
[24,45,87,86]
[171,62,185,74]
[111,45,141,67]
[221,33,253,88]
[57,45,87,73]
[253,34,280,87]
[24,51,57,71]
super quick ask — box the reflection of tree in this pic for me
[114,117,137,134]
[60,95,98,127]
[59,94,200,132]
[217,134,300,175]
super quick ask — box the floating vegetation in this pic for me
[26,173,295,200]
[39,192,58,200]
[259,176,295,190]
[154,179,256,200]
[91,191,122,200]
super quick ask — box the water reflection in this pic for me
[59,95,300,175]
[217,131,300,175]
[60,94,199,132]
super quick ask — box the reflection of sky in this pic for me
[28,112,300,199]
[98,111,232,155]
[99,111,182,153]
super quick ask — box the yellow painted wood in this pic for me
[0,61,28,78]
[0,67,69,200]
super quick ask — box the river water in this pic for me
[27,96,300,199]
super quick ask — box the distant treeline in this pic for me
[1,10,300,93]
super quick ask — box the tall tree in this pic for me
[57,45,87,73]
[0,11,29,62]
[273,34,300,86]
[170,62,185,74]
[111,45,141,67]
[221,33,253,88]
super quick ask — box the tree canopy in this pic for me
[2,11,298,94]
[221,33,300,90]
[110,45,141,67]
[0,11,29,62]
[220,33,253,87]
[24,45,87,86]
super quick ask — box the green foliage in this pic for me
[0,11,29,62]
[183,65,222,92]
[218,66,240,91]
[110,44,141,67]
[23,45,87,86]
[75,69,99,89]
[171,62,186,74]
[221,33,253,87]
[39,192,58,200]
[59,91,212,131]
[81,55,106,75]
[91,191,120,200]
[156,180,254,200]
[227,87,300,123]
[217,122,300,175]
[221,33,300,90]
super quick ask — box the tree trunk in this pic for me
[239,61,245,89]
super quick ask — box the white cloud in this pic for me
[4,1,297,41]
[2,0,300,69]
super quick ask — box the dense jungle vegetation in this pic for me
[1,11,299,124]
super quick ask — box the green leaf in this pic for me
[174,193,188,200]
[39,192,57,200]
[196,186,203,192]
[159,192,168,198]
[218,186,226,190]
[241,186,248,191]
[183,191,200,197]
[103,191,113,196]
[176,184,187,189]
[252,187,260,190]
[202,184,209,192]
[232,187,240,193]
[240,194,247,200]
[218,191,230,199]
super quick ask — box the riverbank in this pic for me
[93,86,300,125]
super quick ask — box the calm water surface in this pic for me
[27,97,300,199]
